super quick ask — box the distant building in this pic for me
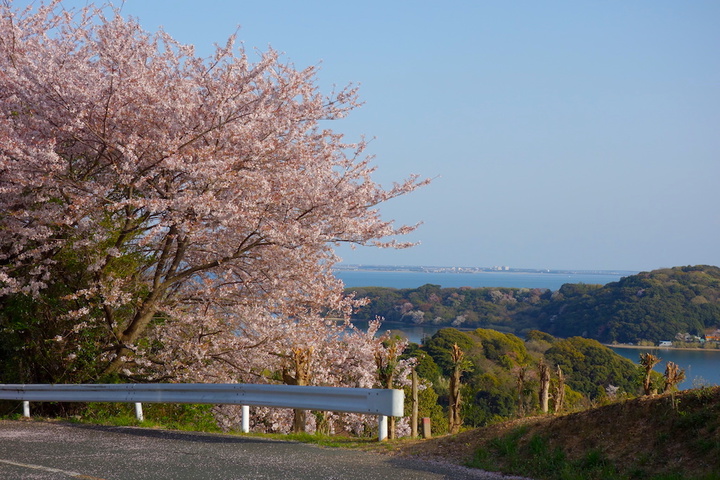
[675,332,702,342]
[658,341,673,347]
[706,333,720,342]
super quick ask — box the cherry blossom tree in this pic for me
[0,1,426,386]
[206,318,413,435]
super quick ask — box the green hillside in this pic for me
[348,265,720,345]
[405,327,648,435]
[536,265,720,343]
[400,386,720,480]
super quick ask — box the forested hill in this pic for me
[535,265,720,343]
[346,265,720,345]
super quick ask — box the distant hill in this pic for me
[347,265,720,345]
[535,265,720,343]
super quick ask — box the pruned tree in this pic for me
[513,362,533,417]
[448,343,471,434]
[0,2,426,384]
[538,361,550,414]
[373,330,412,439]
[639,353,661,396]
[411,367,419,437]
[553,365,566,414]
[663,361,685,394]
[663,361,685,412]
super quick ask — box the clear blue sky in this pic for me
[18,1,720,271]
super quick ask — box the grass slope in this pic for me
[399,386,720,480]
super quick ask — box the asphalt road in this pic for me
[0,420,528,480]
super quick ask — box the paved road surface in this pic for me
[0,421,528,479]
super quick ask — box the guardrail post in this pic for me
[378,415,388,441]
[23,401,30,418]
[241,405,249,433]
[134,402,144,421]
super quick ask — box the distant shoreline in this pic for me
[607,344,720,353]
[335,265,638,276]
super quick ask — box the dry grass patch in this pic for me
[392,386,720,480]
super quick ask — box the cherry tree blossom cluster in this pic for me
[0,1,424,432]
[205,319,414,435]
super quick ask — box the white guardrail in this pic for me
[0,383,404,441]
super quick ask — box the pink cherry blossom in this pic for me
[0,2,425,434]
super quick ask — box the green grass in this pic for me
[467,428,591,480]
[68,402,222,432]
[465,425,718,480]
[459,387,720,480]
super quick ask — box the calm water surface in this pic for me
[337,270,627,291]
[610,347,720,390]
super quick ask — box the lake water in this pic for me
[337,269,629,291]
[610,347,720,390]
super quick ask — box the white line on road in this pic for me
[0,458,107,479]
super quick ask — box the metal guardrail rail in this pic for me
[0,383,404,441]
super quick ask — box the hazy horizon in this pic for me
[334,262,641,272]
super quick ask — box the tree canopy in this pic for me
[0,0,425,408]
[544,337,640,398]
[536,266,720,343]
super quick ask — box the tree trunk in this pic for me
[449,366,462,434]
[515,364,529,418]
[101,292,164,377]
[640,353,661,396]
[292,406,307,434]
[553,365,566,414]
[538,362,550,414]
[374,344,398,439]
[282,347,313,433]
[411,368,418,438]
[448,343,465,435]
[386,373,396,439]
